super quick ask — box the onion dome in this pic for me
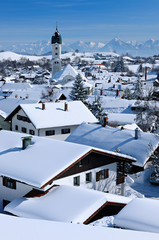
[51,26,62,44]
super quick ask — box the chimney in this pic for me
[116,89,119,97]
[100,89,103,95]
[22,136,32,150]
[64,102,68,111]
[145,67,147,81]
[42,103,45,110]
[103,116,108,127]
[135,128,139,139]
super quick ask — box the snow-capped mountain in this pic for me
[1,38,159,56]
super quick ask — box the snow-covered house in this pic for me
[1,83,32,97]
[5,185,131,224]
[114,198,159,233]
[53,64,79,83]
[0,130,135,211]
[0,97,38,130]
[66,122,159,171]
[0,109,10,130]
[0,214,158,240]
[5,101,98,139]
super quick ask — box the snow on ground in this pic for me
[90,216,114,227]
[128,169,159,198]
[0,51,51,61]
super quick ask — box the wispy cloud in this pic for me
[35,0,98,8]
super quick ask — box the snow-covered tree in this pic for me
[69,73,88,103]
[41,86,54,102]
[133,76,144,100]
[135,100,159,132]
[113,57,127,72]
[91,95,103,120]
[124,87,133,100]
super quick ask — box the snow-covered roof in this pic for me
[0,97,38,117]
[1,82,32,92]
[107,113,136,125]
[114,198,159,233]
[118,123,143,131]
[66,122,159,167]
[53,64,78,81]
[5,185,131,223]
[0,130,133,189]
[0,214,158,240]
[0,130,94,188]
[6,101,98,129]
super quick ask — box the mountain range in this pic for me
[1,38,159,57]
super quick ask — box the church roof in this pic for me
[51,27,62,44]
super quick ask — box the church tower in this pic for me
[51,25,62,78]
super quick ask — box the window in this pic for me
[17,115,31,123]
[55,53,58,55]
[3,177,16,189]
[29,129,35,135]
[17,115,22,120]
[15,125,18,131]
[73,176,80,186]
[22,116,27,121]
[86,172,92,183]
[96,169,109,182]
[45,130,55,136]
[3,200,10,209]
[21,127,27,133]
[61,128,70,134]
[55,47,58,49]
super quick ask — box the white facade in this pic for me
[12,108,79,138]
[54,163,117,194]
[0,177,32,212]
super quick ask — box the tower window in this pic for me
[55,47,58,49]
[55,53,58,55]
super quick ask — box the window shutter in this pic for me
[116,176,125,185]
[12,180,16,190]
[105,169,109,178]
[96,172,99,182]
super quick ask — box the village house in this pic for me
[66,122,159,171]
[0,130,135,212]
[5,185,131,224]
[5,100,98,140]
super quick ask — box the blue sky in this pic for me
[0,0,159,45]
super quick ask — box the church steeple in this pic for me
[51,25,62,79]
[51,24,62,45]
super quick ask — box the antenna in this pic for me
[56,21,58,31]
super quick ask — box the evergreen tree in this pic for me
[69,74,88,103]
[91,95,103,120]
[113,57,127,72]
[133,76,144,100]
[137,64,143,73]
[124,87,133,100]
